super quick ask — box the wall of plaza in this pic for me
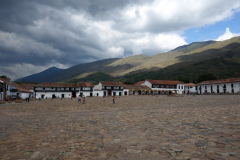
[197,83,240,94]
[35,92,72,99]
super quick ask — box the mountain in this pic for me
[17,36,240,84]
[171,41,217,53]
[16,67,63,83]
[16,58,120,83]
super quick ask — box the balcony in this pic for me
[80,88,93,91]
[35,89,79,92]
[10,89,18,92]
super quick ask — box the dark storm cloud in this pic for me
[0,0,239,80]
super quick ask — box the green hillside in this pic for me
[17,36,240,83]
[68,72,113,84]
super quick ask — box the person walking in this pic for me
[103,95,105,102]
[113,95,115,104]
[187,91,189,96]
[83,95,85,104]
[78,95,81,104]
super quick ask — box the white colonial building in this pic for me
[16,87,34,99]
[197,78,240,94]
[184,83,197,94]
[93,82,124,97]
[6,81,18,97]
[77,82,94,97]
[34,83,78,99]
[123,84,151,95]
[141,79,185,94]
[34,82,94,99]
[0,78,7,101]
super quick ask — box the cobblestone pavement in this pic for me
[0,95,240,160]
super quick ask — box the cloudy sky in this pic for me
[0,0,240,80]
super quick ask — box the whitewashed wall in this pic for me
[94,83,102,90]
[93,91,104,97]
[123,89,129,96]
[6,84,18,96]
[19,93,32,99]
[197,82,240,94]
[35,92,72,99]
[141,81,152,88]
[184,86,197,94]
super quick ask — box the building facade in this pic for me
[197,78,240,94]
[0,79,6,101]
[93,82,124,96]
[34,83,79,99]
[184,83,197,94]
[141,79,185,94]
[123,84,151,95]
[77,82,94,97]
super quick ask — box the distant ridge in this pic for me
[16,67,63,83]
[16,36,240,84]
[171,41,217,53]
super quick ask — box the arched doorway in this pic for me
[138,90,141,95]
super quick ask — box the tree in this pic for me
[197,73,217,83]
[0,75,8,79]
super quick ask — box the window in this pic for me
[205,86,207,89]
[231,84,233,88]
[178,86,180,89]
[113,87,119,89]
[181,86,183,89]
[83,87,90,90]
[106,87,111,89]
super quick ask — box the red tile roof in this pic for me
[77,82,94,87]
[184,83,196,87]
[0,78,10,83]
[35,83,78,88]
[100,81,124,86]
[198,78,240,85]
[124,84,151,90]
[16,86,33,93]
[17,83,35,90]
[134,81,145,86]
[146,79,184,85]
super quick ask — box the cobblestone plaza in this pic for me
[0,95,240,159]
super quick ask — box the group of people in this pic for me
[78,95,86,104]
[103,95,116,103]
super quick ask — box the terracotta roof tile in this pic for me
[17,84,35,90]
[35,83,78,88]
[124,84,151,90]
[16,86,33,93]
[100,81,124,87]
[134,81,145,86]
[77,82,94,87]
[0,78,10,83]
[198,78,240,85]
[184,83,196,86]
[146,79,184,85]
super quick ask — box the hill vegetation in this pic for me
[16,36,240,84]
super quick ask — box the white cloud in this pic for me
[1,0,240,79]
[216,28,240,41]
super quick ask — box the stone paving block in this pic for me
[0,95,239,159]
